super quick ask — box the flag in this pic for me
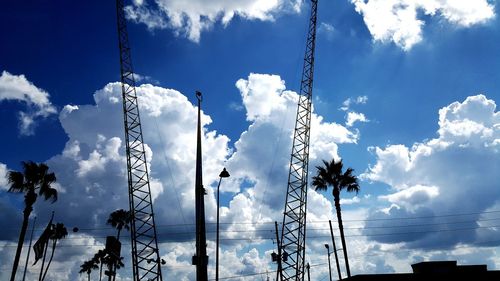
[33,216,53,265]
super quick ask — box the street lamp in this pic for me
[325,244,332,281]
[216,167,230,281]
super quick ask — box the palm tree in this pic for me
[312,158,360,278]
[103,254,125,281]
[92,249,107,281]
[41,223,68,281]
[106,209,131,240]
[79,259,98,281]
[7,161,57,281]
[106,209,130,280]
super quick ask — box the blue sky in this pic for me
[0,0,499,280]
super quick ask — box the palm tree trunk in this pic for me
[334,195,351,278]
[87,272,91,281]
[99,262,103,281]
[10,205,33,281]
[41,240,57,281]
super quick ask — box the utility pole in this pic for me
[280,1,318,280]
[329,220,342,280]
[192,91,208,281]
[115,1,163,280]
[21,216,36,281]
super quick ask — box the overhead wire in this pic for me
[5,209,500,232]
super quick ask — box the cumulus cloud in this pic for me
[379,184,439,210]
[362,94,499,248]
[0,72,362,279]
[0,163,7,189]
[341,195,361,205]
[0,71,57,135]
[346,111,369,127]
[350,0,495,50]
[125,0,302,42]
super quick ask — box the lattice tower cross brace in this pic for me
[280,0,318,280]
[115,1,163,280]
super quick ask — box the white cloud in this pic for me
[0,72,364,280]
[0,71,57,135]
[125,0,302,42]
[346,111,369,127]
[379,184,439,210]
[438,94,499,147]
[318,22,335,41]
[236,73,288,122]
[340,195,361,205]
[350,0,495,50]
[0,163,8,190]
[341,95,368,111]
[362,94,500,247]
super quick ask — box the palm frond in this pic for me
[107,209,131,232]
[41,187,58,202]
[312,158,361,195]
[7,171,25,193]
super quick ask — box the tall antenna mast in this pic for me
[280,0,318,280]
[192,91,209,281]
[115,1,163,280]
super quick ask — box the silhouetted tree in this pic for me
[41,223,68,281]
[79,259,98,281]
[104,254,125,281]
[312,158,359,277]
[107,209,131,240]
[92,249,107,281]
[106,209,130,281]
[7,161,57,281]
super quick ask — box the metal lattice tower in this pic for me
[280,0,318,280]
[115,1,163,280]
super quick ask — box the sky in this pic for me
[0,0,499,280]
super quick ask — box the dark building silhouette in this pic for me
[344,261,500,280]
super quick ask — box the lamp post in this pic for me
[325,244,332,281]
[216,167,230,281]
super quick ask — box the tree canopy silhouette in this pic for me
[107,209,131,240]
[79,259,99,281]
[7,161,58,281]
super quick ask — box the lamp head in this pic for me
[195,91,203,102]
[219,167,230,178]
[324,244,329,249]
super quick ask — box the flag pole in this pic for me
[38,212,54,281]
[22,216,37,281]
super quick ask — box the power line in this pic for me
[3,223,500,248]
[5,209,500,232]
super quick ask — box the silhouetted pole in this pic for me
[329,220,342,280]
[325,244,332,281]
[38,232,50,281]
[216,168,230,281]
[38,212,54,281]
[193,91,208,281]
[274,221,283,281]
[306,263,311,281]
[22,216,36,281]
